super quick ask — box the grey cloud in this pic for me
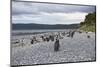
[12,1,40,15]
[12,1,96,16]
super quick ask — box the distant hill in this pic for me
[12,23,80,30]
[80,12,96,32]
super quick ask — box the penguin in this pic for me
[54,39,60,51]
[70,31,75,38]
[87,35,90,38]
[31,39,34,44]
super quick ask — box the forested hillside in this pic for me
[80,12,96,32]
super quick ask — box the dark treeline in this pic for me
[12,23,80,30]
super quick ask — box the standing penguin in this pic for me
[46,37,49,42]
[49,35,54,41]
[70,31,75,38]
[31,39,34,44]
[87,35,90,38]
[54,39,60,51]
[21,38,25,47]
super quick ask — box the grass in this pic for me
[80,24,95,32]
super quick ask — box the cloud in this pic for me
[12,1,95,24]
[12,12,88,24]
[12,1,39,15]
[12,1,96,15]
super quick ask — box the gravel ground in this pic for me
[11,32,96,66]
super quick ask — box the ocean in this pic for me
[12,29,69,36]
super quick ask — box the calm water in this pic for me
[12,29,70,36]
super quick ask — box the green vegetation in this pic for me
[80,12,96,32]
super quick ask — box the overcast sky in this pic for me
[12,1,96,24]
